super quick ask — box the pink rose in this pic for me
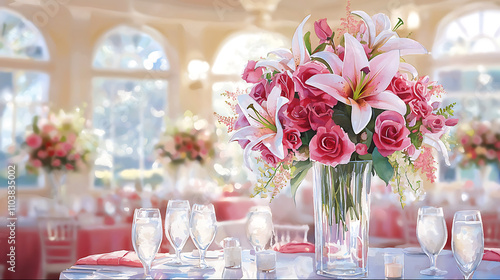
[42,124,56,134]
[55,144,68,157]
[65,163,74,170]
[249,80,271,105]
[31,159,42,168]
[293,61,330,100]
[300,91,338,108]
[308,103,333,131]
[309,121,355,167]
[355,143,368,155]
[26,134,42,149]
[387,73,415,102]
[37,150,48,159]
[283,128,302,150]
[408,100,432,121]
[421,114,446,134]
[406,145,416,156]
[52,158,61,167]
[242,60,264,83]
[286,98,311,132]
[413,76,431,102]
[314,18,333,44]
[373,111,411,157]
[259,145,281,167]
[271,73,295,102]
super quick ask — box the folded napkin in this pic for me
[76,250,168,267]
[275,242,315,254]
[483,248,500,262]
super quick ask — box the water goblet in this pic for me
[132,208,163,278]
[164,200,190,266]
[190,203,217,269]
[416,206,448,276]
[246,207,273,252]
[452,210,484,279]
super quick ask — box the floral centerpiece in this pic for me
[456,119,500,168]
[23,108,98,201]
[155,111,215,166]
[217,6,458,277]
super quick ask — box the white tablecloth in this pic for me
[60,248,500,279]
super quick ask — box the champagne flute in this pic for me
[132,208,163,278]
[190,203,217,269]
[246,207,273,252]
[452,210,484,279]
[416,206,448,276]
[165,200,190,266]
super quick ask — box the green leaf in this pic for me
[300,130,315,146]
[358,154,372,160]
[311,57,333,73]
[290,160,312,203]
[32,116,39,134]
[372,148,394,185]
[313,43,327,54]
[304,31,311,55]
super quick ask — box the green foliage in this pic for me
[392,18,404,31]
[372,148,394,185]
[313,43,328,54]
[290,160,312,203]
[311,57,333,74]
[436,102,456,118]
[32,116,39,134]
[300,130,315,147]
[304,31,312,55]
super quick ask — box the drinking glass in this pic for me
[132,208,163,277]
[164,200,190,266]
[452,210,484,279]
[246,207,273,252]
[416,206,448,276]
[190,203,217,269]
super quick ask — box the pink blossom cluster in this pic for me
[155,131,214,165]
[456,120,500,168]
[24,115,91,173]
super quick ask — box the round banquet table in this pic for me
[60,248,500,279]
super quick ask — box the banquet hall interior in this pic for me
[1,0,500,279]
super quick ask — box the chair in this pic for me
[37,217,78,278]
[272,224,310,250]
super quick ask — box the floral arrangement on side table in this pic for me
[218,10,458,205]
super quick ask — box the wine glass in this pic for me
[246,207,273,252]
[452,210,484,279]
[416,206,448,276]
[190,203,217,269]
[164,200,190,266]
[132,208,163,278]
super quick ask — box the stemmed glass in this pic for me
[246,207,273,252]
[164,200,190,266]
[452,210,484,279]
[190,203,217,269]
[416,206,448,276]
[132,208,163,278]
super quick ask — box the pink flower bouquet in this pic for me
[456,119,500,168]
[218,9,458,204]
[155,111,215,166]
[23,109,98,173]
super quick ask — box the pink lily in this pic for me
[230,86,289,169]
[255,15,311,73]
[306,33,406,134]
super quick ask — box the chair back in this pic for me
[37,216,78,276]
[272,224,309,250]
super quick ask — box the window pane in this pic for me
[92,77,167,188]
[0,70,49,187]
[93,26,169,71]
[212,32,289,75]
[0,9,49,60]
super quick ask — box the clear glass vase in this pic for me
[47,170,67,205]
[313,160,372,278]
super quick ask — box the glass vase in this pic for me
[47,170,67,205]
[313,160,372,278]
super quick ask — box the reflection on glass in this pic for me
[452,210,484,280]
[132,208,162,278]
[190,203,217,269]
[416,206,448,276]
[246,207,273,252]
[165,200,190,266]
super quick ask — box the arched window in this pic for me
[433,9,500,121]
[212,31,289,117]
[0,9,50,187]
[92,26,170,188]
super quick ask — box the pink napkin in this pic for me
[483,248,500,262]
[76,250,168,267]
[274,242,315,253]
